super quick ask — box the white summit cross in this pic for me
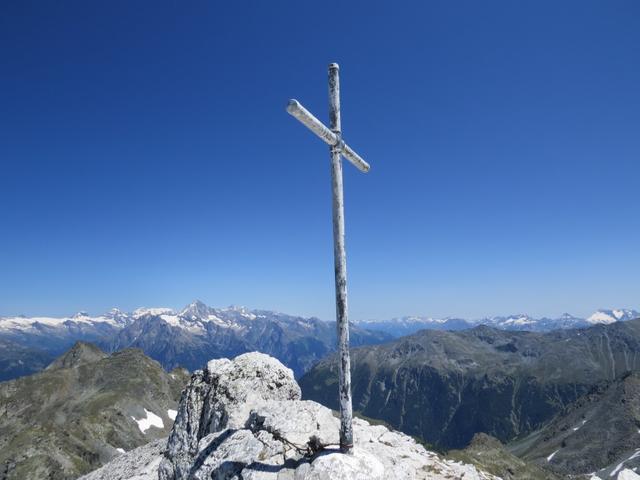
[286,63,370,452]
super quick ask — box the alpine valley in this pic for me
[300,317,640,477]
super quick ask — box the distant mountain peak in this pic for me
[46,341,107,370]
[179,300,211,319]
[72,311,89,319]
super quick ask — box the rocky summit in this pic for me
[87,352,500,480]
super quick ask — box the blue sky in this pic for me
[1,1,639,320]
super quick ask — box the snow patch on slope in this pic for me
[131,409,164,433]
[547,449,559,462]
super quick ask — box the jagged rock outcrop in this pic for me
[159,352,301,479]
[156,352,500,480]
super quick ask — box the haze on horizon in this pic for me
[1,1,639,321]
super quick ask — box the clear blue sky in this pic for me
[1,1,639,320]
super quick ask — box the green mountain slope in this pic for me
[300,319,640,451]
[0,342,189,480]
[509,371,640,477]
[449,433,563,480]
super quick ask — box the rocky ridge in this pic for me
[0,342,189,480]
[85,352,501,479]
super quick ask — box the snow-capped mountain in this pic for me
[0,308,137,380]
[0,300,391,381]
[586,309,640,325]
[0,308,133,332]
[356,309,640,338]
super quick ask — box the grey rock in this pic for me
[78,439,165,480]
[159,352,301,480]
[157,351,499,480]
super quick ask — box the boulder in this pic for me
[159,352,301,479]
[159,351,500,480]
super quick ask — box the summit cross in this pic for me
[286,63,370,453]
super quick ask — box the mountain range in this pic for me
[3,320,640,478]
[0,300,391,381]
[300,318,640,476]
[355,308,640,337]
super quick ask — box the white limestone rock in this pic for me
[246,400,340,447]
[618,470,640,480]
[157,351,499,480]
[159,352,301,480]
[78,439,164,480]
[592,470,640,480]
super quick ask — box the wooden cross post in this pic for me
[287,63,370,453]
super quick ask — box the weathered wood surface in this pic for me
[286,99,370,173]
[286,62,370,454]
[328,63,354,452]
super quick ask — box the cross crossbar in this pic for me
[286,99,370,173]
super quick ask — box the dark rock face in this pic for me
[0,344,189,480]
[300,319,640,450]
[510,371,640,476]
